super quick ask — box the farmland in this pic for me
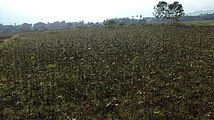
[182,20,214,26]
[0,24,214,119]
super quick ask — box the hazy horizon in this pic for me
[0,0,214,25]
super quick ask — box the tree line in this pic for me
[0,21,103,33]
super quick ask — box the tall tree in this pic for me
[153,1,185,21]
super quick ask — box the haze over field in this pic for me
[0,0,214,25]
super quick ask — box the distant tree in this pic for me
[19,23,32,32]
[153,1,168,19]
[153,1,185,21]
[103,19,117,26]
[33,22,46,31]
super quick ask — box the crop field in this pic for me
[0,24,214,119]
[182,20,214,26]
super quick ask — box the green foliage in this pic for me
[104,19,117,26]
[154,1,185,21]
[0,25,214,119]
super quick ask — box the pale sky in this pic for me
[0,0,214,25]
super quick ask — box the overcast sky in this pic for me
[0,0,214,25]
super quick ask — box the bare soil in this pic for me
[0,35,12,42]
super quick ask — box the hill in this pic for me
[187,10,214,16]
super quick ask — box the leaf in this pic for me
[47,64,56,68]
[153,111,161,114]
